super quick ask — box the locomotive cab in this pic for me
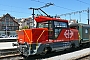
[37,21,54,39]
[36,16,69,40]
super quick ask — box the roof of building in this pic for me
[0,13,19,25]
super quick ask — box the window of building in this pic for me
[6,17,9,21]
[2,22,5,26]
[6,22,9,26]
[2,26,5,30]
[8,27,12,30]
[10,22,13,26]
[14,27,18,30]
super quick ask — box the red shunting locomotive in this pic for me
[14,16,90,57]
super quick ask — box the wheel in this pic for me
[40,48,48,55]
[71,43,75,48]
[20,54,29,60]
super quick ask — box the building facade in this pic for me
[0,13,19,36]
[19,17,36,29]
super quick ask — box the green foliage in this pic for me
[22,26,29,29]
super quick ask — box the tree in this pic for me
[22,26,29,29]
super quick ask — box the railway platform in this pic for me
[43,48,90,60]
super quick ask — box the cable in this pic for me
[59,9,87,16]
[0,4,31,16]
[30,0,75,11]
[37,10,43,15]
[76,0,90,5]
[31,0,87,15]
[0,9,31,18]
[54,4,75,11]
[0,9,30,14]
[31,0,45,4]
[0,3,28,9]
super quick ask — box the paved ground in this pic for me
[42,48,90,60]
[0,42,17,49]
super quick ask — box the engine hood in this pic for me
[17,28,48,44]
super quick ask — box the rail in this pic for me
[0,38,20,59]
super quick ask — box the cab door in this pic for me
[50,21,70,50]
[48,21,54,39]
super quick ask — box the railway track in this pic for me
[0,48,90,60]
[0,42,88,60]
[0,48,18,55]
[77,55,90,60]
[0,38,24,60]
[0,48,24,60]
[0,54,24,60]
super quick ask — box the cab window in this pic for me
[54,21,68,38]
[54,21,68,28]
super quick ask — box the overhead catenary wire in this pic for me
[30,0,87,16]
[0,0,89,13]
[0,9,31,14]
[0,3,31,17]
[30,0,89,23]
[0,9,31,18]
[0,0,88,20]
[76,0,90,5]
[30,0,75,11]
[30,0,90,25]
[0,0,82,17]
[37,10,43,15]
[0,3,28,9]
[54,5,75,11]
[0,7,31,18]
[59,10,87,16]
[75,0,90,24]
[0,0,89,15]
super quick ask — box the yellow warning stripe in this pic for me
[23,29,31,49]
[36,30,45,49]
[78,32,81,42]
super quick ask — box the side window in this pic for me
[55,29,61,38]
[37,21,49,28]
[60,22,67,27]
[54,21,68,39]
[85,29,88,34]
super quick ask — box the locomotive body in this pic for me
[15,16,80,56]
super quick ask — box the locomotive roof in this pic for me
[35,16,68,23]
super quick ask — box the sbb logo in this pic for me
[64,30,73,38]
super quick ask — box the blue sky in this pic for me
[0,0,90,23]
